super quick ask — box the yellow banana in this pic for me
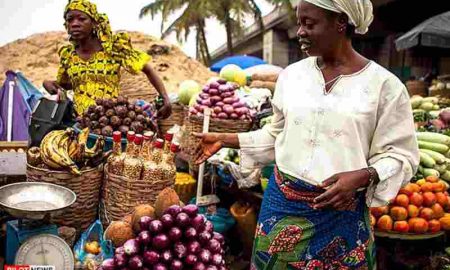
[40,130,65,169]
[68,140,78,160]
[78,128,90,145]
[41,129,81,175]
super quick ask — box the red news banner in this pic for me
[4,266,55,270]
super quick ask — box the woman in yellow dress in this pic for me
[43,0,171,118]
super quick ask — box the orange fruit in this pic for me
[421,182,434,192]
[435,192,448,208]
[426,175,440,183]
[377,215,393,231]
[409,218,429,234]
[407,205,420,218]
[370,206,389,218]
[423,192,437,207]
[390,206,408,221]
[393,221,409,233]
[410,192,424,207]
[432,203,445,219]
[419,207,434,221]
[428,219,441,233]
[395,194,410,208]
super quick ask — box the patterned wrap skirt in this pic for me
[251,167,375,270]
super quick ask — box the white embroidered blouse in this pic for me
[238,57,420,207]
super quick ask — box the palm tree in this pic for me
[139,0,213,65]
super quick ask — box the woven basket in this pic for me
[100,164,174,226]
[181,115,253,163]
[406,80,428,97]
[158,103,187,135]
[26,164,103,231]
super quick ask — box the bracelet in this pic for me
[365,167,379,184]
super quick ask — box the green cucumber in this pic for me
[410,96,423,109]
[422,97,439,104]
[417,132,450,145]
[418,140,449,154]
[423,168,440,178]
[420,149,447,164]
[434,163,448,174]
[419,152,436,168]
[418,165,424,174]
[441,170,450,181]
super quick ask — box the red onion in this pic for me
[209,89,219,96]
[199,249,212,264]
[168,227,183,242]
[153,263,168,270]
[114,253,127,268]
[210,96,222,104]
[149,220,164,234]
[208,239,221,254]
[200,93,210,100]
[160,214,175,228]
[129,255,144,269]
[211,254,223,266]
[216,102,225,107]
[198,231,212,245]
[143,250,160,265]
[101,259,115,270]
[218,85,228,93]
[194,104,202,112]
[440,110,450,125]
[165,205,183,217]
[124,239,140,256]
[161,250,173,264]
[191,215,206,231]
[201,99,212,107]
[185,227,198,240]
[206,266,218,270]
[229,113,238,119]
[171,260,184,270]
[174,242,188,259]
[218,113,228,119]
[202,86,210,93]
[115,246,125,255]
[185,254,198,265]
[138,231,152,246]
[222,105,234,114]
[217,79,227,85]
[212,232,224,245]
[220,92,233,99]
[213,106,222,114]
[183,204,199,217]
[187,241,202,254]
[189,107,199,115]
[152,234,170,250]
[232,102,244,108]
[205,221,214,233]
[140,216,153,231]
[193,262,206,270]
[176,213,191,228]
[209,81,220,89]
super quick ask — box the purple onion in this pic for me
[160,214,175,228]
[209,81,220,89]
[209,89,219,96]
[198,231,212,245]
[115,246,125,255]
[171,259,184,270]
[153,234,170,250]
[193,262,206,270]
[182,204,199,217]
[168,227,183,242]
[189,107,199,115]
[212,232,224,245]
[165,205,183,217]
[202,86,210,93]
[138,231,152,246]
[216,102,225,107]
[217,79,227,85]
[161,250,173,264]
[191,215,206,231]
[199,249,212,264]
[129,255,144,269]
[114,253,128,268]
[187,241,202,254]
[206,266,218,270]
[153,263,168,270]
[218,85,228,93]
[200,93,210,100]
[176,213,191,228]
[205,221,214,233]
[211,254,223,266]
[143,250,160,265]
[149,220,164,234]
[174,242,188,259]
[140,216,153,231]
[219,267,227,270]
[185,227,197,240]
[124,239,140,256]
[101,259,115,270]
[185,254,198,265]
[201,99,212,107]
[208,239,221,254]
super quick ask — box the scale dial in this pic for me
[15,234,74,270]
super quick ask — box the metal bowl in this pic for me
[0,182,76,220]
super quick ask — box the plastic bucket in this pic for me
[189,198,236,233]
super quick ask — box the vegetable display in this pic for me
[99,204,228,270]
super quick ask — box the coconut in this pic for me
[154,188,181,218]
[131,204,156,232]
[104,221,135,247]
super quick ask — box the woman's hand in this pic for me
[313,169,371,210]
[43,80,64,95]
[157,96,172,119]
[194,133,225,164]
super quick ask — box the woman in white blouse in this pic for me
[195,0,419,268]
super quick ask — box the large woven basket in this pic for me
[100,164,174,226]
[406,80,428,97]
[158,103,187,135]
[181,114,253,163]
[26,164,103,231]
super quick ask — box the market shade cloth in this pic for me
[244,64,283,75]
[0,71,41,141]
[395,11,450,51]
[210,55,267,72]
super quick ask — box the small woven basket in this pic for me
[26,164,103,231]
[100,164,174,226]
[158,103,187,135]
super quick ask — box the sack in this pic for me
[28,98,74,147]
[74,220,114,270]
[251,73,279,82]
[249,81,276,92]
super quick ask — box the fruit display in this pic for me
[415,132,450,181]
[188,78,252,121]
[371,176,450,234]
[27,127,105,175]
[101,205,228,269]
[76,96,156,137]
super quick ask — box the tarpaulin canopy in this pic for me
[210,55,267,72]
[0,71,43,141]
[395,11,450,51]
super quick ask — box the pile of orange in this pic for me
[370,176,450,234]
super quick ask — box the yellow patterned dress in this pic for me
[56,44,150,115]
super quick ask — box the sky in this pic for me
[0,0,274,58]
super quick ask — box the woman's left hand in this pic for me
[313,169,370,210]
[157,97,172,119]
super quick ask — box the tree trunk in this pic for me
[224,10,233,55]
[198,20,211,65]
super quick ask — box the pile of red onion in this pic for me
[99,204,227,270]
[189,79,251,120]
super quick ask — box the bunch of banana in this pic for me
[40,128,81,175]
[27,147,42,166]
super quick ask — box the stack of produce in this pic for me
[102,189,228,270]
[429,77,450,96]
[26,127,105,175]
[411,96,441,124]
[249,72,279,93]
[76,96,156,137]
[371,176,450,234]
[416,132,450,181]
[189,78,252,121]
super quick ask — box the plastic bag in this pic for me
[73,220,114,270]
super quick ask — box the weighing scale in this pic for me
[0,182,76,269]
